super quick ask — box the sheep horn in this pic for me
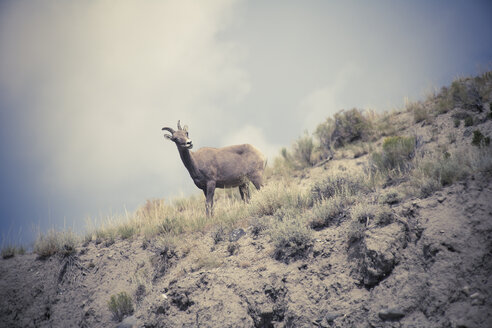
[177,120,182,130]
[162,127,175,134]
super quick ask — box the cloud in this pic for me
[221,125,281,161]
[298,64,361,133]
[0,0,247,231]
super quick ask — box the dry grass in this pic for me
[34,229,78,258]
[407,100,431,124]
[108,291,134,322]
[248,181,311,217]
[28,72,492,259]
[1,245,25,259]
[270,212,313,263]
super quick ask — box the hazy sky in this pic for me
[1,0,491,245]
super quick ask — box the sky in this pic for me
[1,0,491,246]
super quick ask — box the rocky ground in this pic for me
[1,170,491,327]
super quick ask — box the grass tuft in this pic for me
[108,291,134,321]
[472,130,491,147]
[249,182,311,217]
[309,195,349,230]
[370,136,415,173]
[270,214,313,264]
[311,173,363,202]
[34,229,77,259]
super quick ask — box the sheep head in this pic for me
[162,120,193,149]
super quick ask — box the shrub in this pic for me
[379,190,402,205]
[249,216,269,238]
[350,202,395,228]
[270,214,313,263]
[435,88,454,114]
[370,136,415,173]
[454,119,460,128]
[1,245,16,259]
[249,182,311,217]
[449,79,484,112]
[411,149,471,197]
[416,176,442,198]
[108,292,134,321]
[315,109,374,151]
[464,116,474,127]
[211,224,227,244]
[331,109,374,148]
[350,202,376,226]
[311,173,363,202]
[34,229,77,258]
[408,101,429,123]
[314,117,335,152]
[309,195,348,230]
[472,130,491,147]
[292,133,315,167]
[118,223,136,240]
[194,253,223,270]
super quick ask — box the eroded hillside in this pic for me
[1,74,492,328]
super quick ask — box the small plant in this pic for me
[227,242,240,256]
[34,229,77,259]
[450,79,483,112]
[108,291,134,321]
[454,119,461,128]
[211,225,226,244]
[194,253,223,270]
[249,216,269,239]
[379,190,402,205]
[104,235,115,247]
[331,108,374,148]
[314,116,336,152]
[346,215,366,246]
[412,149,471,196]
[370,136,415,173]
[1,245,16,259]
[309,195,348,230]
[118,223,136,240]
[270,215,313,264]
[464,116,474,127]
[249,182,311,217]
[293,133,315,168]
[436,90,453,114]
[311,173,363,202]
[416,175,442,198]
[350,202,376,227]
[408,101,429,124]
[472,130,490,147]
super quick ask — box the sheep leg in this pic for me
[239,183,250,202]
[205,181,216,217]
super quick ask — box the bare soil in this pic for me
[1,108,492,327]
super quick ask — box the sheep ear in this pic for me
[183,125,188,132]
[164,134,173,140]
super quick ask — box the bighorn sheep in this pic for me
[162,121,265,216]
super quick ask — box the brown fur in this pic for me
[162,121,265,216]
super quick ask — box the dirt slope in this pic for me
[1,174,491,327]
[1,81,492,327]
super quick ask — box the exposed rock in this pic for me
[169,288,194,311]
[350,222,407,288]
[229,228,246,242]
[116,315,138,328]
[378,307,405,321]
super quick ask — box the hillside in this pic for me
[1,73,492,328]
